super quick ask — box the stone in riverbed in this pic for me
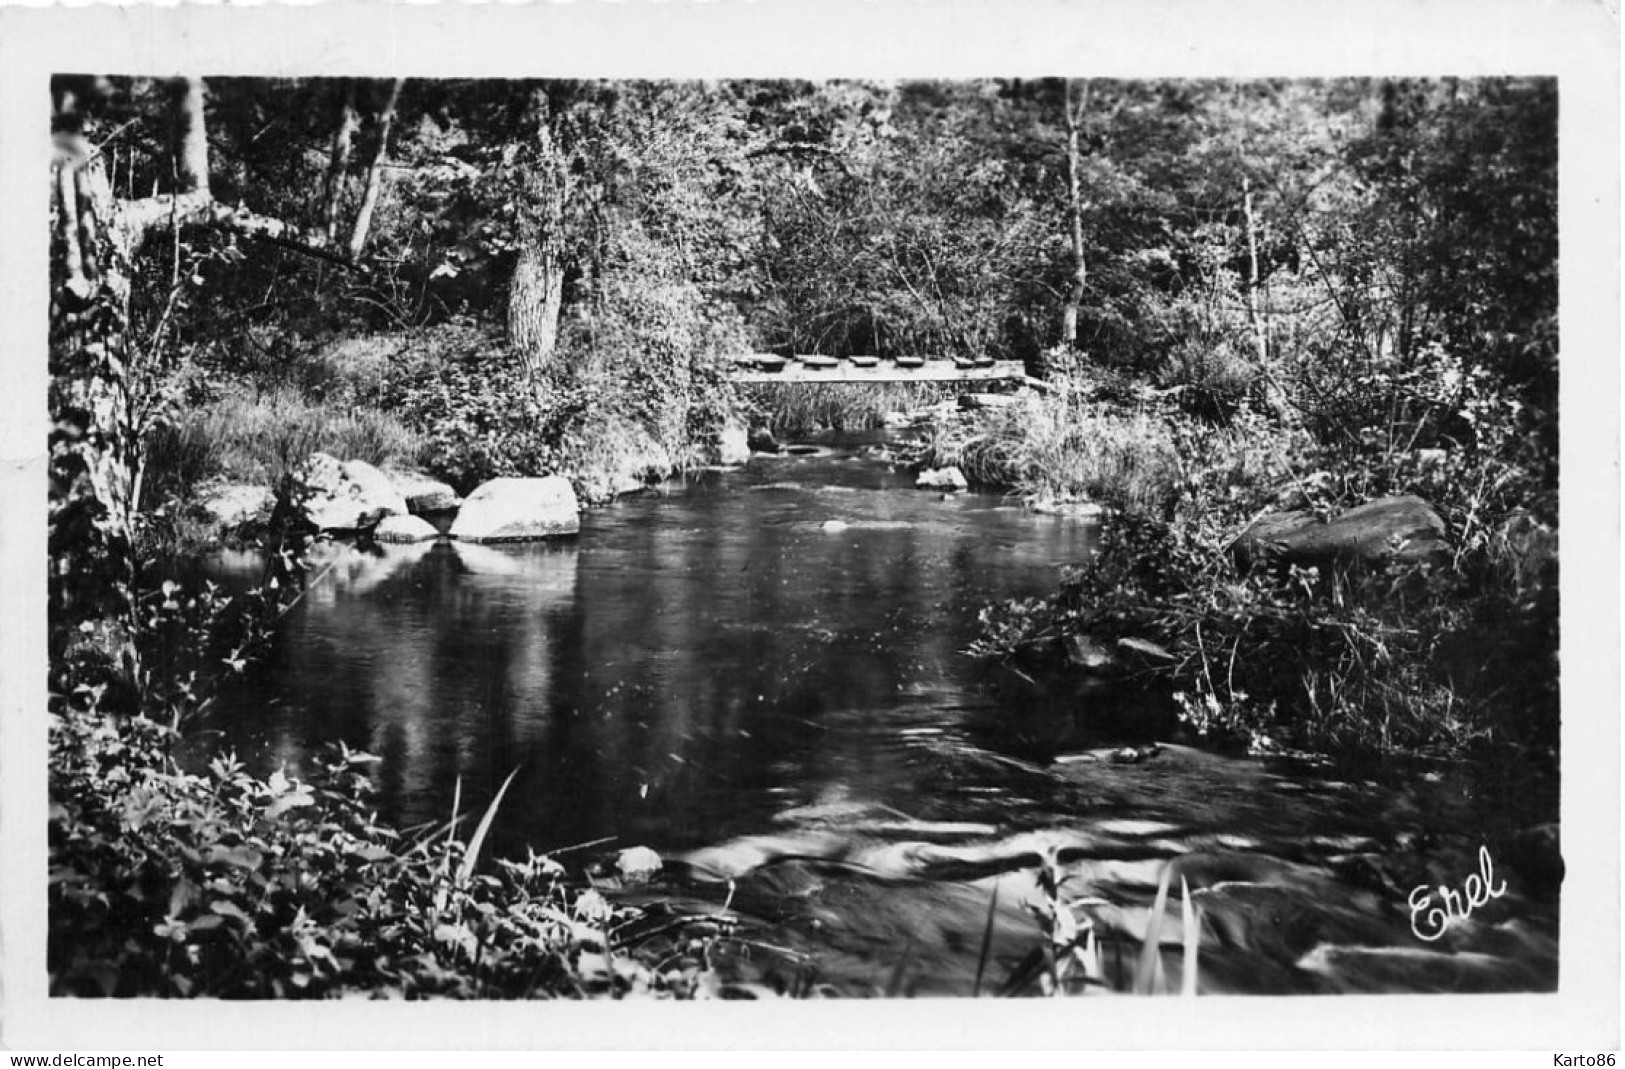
[374,513,440,544]
[715,420,751,466]
[386,470,461,514]
[450,476,580,542]
[616,846,664,884]
[1064,634,1118,673]
[301,453,409,532]
[748,425,781,454]
[1031,498,1108,521]
[916,466,968,491]
[1231,494,1449,573]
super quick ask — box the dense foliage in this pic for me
[48,74,1560,999]
[50,710,727,998]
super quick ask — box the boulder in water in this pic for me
[715,420,751,466]
[916,466,968,491]
[375,513,440,544]
[1064,633,1118,674]
[616,845,664,884]
[748,425,781,454]
[301,453,409,532]
[450,476,580,542]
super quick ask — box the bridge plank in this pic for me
[731,359,1034,386]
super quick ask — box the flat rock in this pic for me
[1032,498,1108,521]
[450,476,580,542]
[374,513,440,544]
[1232,494,1449,572]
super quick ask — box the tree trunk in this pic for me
[49,98,154,683]
[507,97,570,378]
[1060,79,1091,360]
[1242,174,1268,366]
[507,242,565,378]
[322,81,359,246]
[49,77,338,693]
[347,78,404,260]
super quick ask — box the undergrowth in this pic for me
[744,381,955,436]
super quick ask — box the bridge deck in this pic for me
[731,356,1039,387]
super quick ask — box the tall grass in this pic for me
[918,386,1302,517]
[743,382,956,436]
[142,384,423,502]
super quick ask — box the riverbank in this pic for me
[895,372,1559,786]
[52,442,1563,998]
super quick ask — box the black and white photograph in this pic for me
[0,0,1617,1053]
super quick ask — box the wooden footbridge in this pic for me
[730,353,1047,390]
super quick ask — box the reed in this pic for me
[743,381,955,435]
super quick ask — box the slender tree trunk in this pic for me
[347,78,404,260]
[49,78,336,693]
[322,81,359,246]
[1242,174,1268,366]
[507,242,565,377]
[1059,79,1091,359]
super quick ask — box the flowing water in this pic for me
[203,436,1559,997]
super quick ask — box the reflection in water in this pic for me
[205,442,1557,995]
[214,451,1098,853]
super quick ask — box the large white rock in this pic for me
[374,513,440,544]
[715,420,750,466]
[450,476,581,542]
[302,453,409,532]
[916,466,969,491]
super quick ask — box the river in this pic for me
[201,436,1559,997]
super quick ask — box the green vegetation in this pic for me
[47,74,1559,999]
[744,381,955,436]
[49,707,730,998]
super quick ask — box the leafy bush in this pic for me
[389,344,588,495]
[974,489,1557,764]
[48,710,713,998]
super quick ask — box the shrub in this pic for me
[48,710,714,998]
[912,384,1301,518]
[742,382,955,436]
[390,346,588,495]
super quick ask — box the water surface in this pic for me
[205,440,1559,996]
